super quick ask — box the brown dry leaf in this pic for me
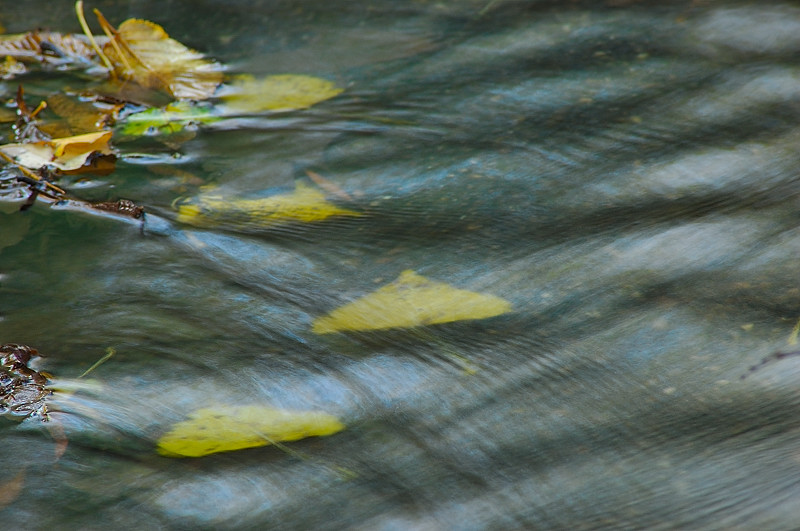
[0,31,98,66]
[0,130,114,173]
[46,93,117,135]
[0,344,51,420]
[102,19,223,100]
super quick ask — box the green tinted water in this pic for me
[1,0,800,528]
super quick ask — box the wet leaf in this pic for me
[101,19,223,100]
[118,100,218,137]
[219,74,343,113]
[157,405,345,458]
[0,56,26,79]
[0,31,97,66]
[0,130,114,172]
[46,93,118,135]
[0,344,52,420]
[0,469,26,509]
[174,181,362,230]
[312,270,512,334]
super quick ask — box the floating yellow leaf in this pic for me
[312,270,513,334]
[157,405,345,458]
[50,130,112,158]
[220,74,343,113]
[174,182,361,229]
[102,19,223,100]
[0,130,114,172]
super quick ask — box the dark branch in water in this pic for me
[90,198,145,219]
[741,350,800,379]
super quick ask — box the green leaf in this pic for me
[118,101,218,137]
[157,405,345,457]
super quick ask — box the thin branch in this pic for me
[79,347,115,378]
[93,9,134,75]
[75,1,114,73]
[0,150,66,195]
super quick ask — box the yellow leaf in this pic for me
[0,130,114,172]
[220,74,343,113]
[312,270,513,334]
[174,182,361,229]
[157,405,345,458]
[49,130,113,158]
[102,19,223,100]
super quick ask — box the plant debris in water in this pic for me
[157,405,345,458]
[0,344,52,421]
[0,1,344,223]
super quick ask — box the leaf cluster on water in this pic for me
[0,1,343,219]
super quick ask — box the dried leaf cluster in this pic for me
[0,344,51,420]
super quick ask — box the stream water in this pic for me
[1,0,800,529]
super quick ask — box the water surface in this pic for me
[1,0,800,529]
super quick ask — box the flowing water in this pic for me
[1,0,800,528]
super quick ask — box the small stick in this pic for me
[0,150,66,195]
[79,347,115,378]
[75,1,114,73]
[93,9,134,75]
[305,169,353,201]
[741,350,800,379]
[29,101,47,119]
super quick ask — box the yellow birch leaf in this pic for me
[157,405,345,458]
[220,74,343,113]
[49,130,113,158]
[0,130,114,172]
[312,270,513,334]
[174,182,361,229]
[103,19,223,100]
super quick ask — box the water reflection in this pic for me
[2,0,800,528]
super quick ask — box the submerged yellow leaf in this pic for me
[102,19,223,100]
[220,74,343,113]
[157,405,345,458]
[312,270,512,334]
[174,182,361,229]
[0,130,114,172]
